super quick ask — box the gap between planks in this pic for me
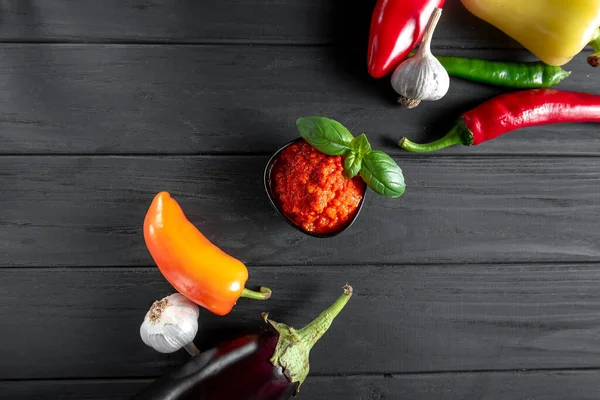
[5,260,600,270]
[2,153,600,158]
[0,39,581,50]
[2,366,600,383]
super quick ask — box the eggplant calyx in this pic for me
[261,285,353,394]
[262,314,310,391]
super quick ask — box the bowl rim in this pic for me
[263,137,367,239]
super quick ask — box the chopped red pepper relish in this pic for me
[271,140,365,234]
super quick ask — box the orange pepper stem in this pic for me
[588,28,600,68]
[240,286,272,301]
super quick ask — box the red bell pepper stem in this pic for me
[399,89,600,152]
[589,28,600,67]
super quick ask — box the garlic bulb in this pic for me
[391,7,449,108]
[140,293,200,355]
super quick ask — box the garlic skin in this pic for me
[140,293,200,354]
[390,8,449,108]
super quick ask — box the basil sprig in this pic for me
[296,116,406,199]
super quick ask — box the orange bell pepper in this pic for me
[143,191,271,316]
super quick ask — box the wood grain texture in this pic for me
[2,1,599,395]
[2,156,600,267]
[2,371,600,400]
[0,45,597,155]
[0,0,524,48]
[3,265,600,379]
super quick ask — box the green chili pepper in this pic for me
[408,53,571,88]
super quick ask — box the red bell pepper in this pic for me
[367,0,446,78]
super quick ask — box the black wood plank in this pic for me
[2,265,600,379]
[2,371,599,400]
[0,0,524,48]
[0,45,597,155]
[2,156,600,267]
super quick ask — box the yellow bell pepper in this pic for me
[460,0,600,67]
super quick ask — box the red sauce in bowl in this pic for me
[271,140,365,234]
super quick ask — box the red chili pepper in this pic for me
[367,0,445,78]
[398,89,600,152]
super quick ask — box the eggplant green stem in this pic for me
[264,285,353,394]
[399,123,470,152]
[240,286,272,300]
[296,285,353,350]
[589,28,600,68]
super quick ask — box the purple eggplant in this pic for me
[132,285,353,400]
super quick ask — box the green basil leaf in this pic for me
[360,151,406,198]
[296,116,353,156]
[343,152,362,179]
[350,133,371,156]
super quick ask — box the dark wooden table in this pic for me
[1,1,600,399]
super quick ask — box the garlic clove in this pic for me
[390,7,449,108]
[140,293,200,354]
